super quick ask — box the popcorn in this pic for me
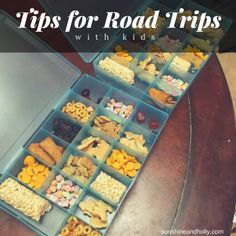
[90,172,126,203]
[0,178,51,222]
[99,57,135,85]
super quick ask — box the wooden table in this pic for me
[0,53,235,236]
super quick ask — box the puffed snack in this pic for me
[0,178,51,222]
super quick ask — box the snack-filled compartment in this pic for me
[130,52,163,85]
[101,87,138,121]
[153,28,189,52]
[132,1,171,39]
[153,64,194,96]
[89,166,131,206]
[72,74,111,105]
[146,43,174,67]
[75,189,117,235]
[123,28,149,51]
[39,168,85,213]
[42,110,82,144]
[94,52,152,92]
[90,106,125,140]
[131,101,168,134]
[56,145,99,187]
[72,125,113,163]
[170,50,210,75]
[119,121,157,156]
[146,82,179,109]
[178,0,232,44]
[0,173,68,236]
[104,37,137,66]
[57,214,102,236]
[7,149,51,191]
[56,90,97,125]
[94,52,135,85]
[25,128,68,167]
[103,142,143,179]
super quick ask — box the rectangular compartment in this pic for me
[145,44,174,67]
[101,87,138,121]
[103,142,144,180]
[0,173,68,236]
[170,51,210,75]
[56,145,99,186]
[42,110,82,144]
[90,106,126,140]
[153,28,189,52]
[56,214,103,236]
[25,128,68,167]
[56,90,97,125]
[131,101,168,134]
[39,168,85,214]
[7,149,51,191]
[71,125,113,162]
[119,121,157,155]
[109,36,141,54]
[94,52,150,92]
[89,167,131,206]
[75,189,118,235]
[178,0,232,44]
[154,65,194,96]
[72,74,111,105]
[130,52,165,85]
[131,1,172,39]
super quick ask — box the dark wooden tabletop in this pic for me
[0,53,235,236]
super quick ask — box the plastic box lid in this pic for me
[0,11,81,173]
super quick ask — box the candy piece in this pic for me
[81,89,90,98]
[149,119,159,129]
[46,175,80,208]
[24,155,35,166]
[56,175,64,182]
[105,98,134,119]
[137,112,145,124]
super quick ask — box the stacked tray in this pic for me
[93,0,231,114]
[0,74,168,236]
